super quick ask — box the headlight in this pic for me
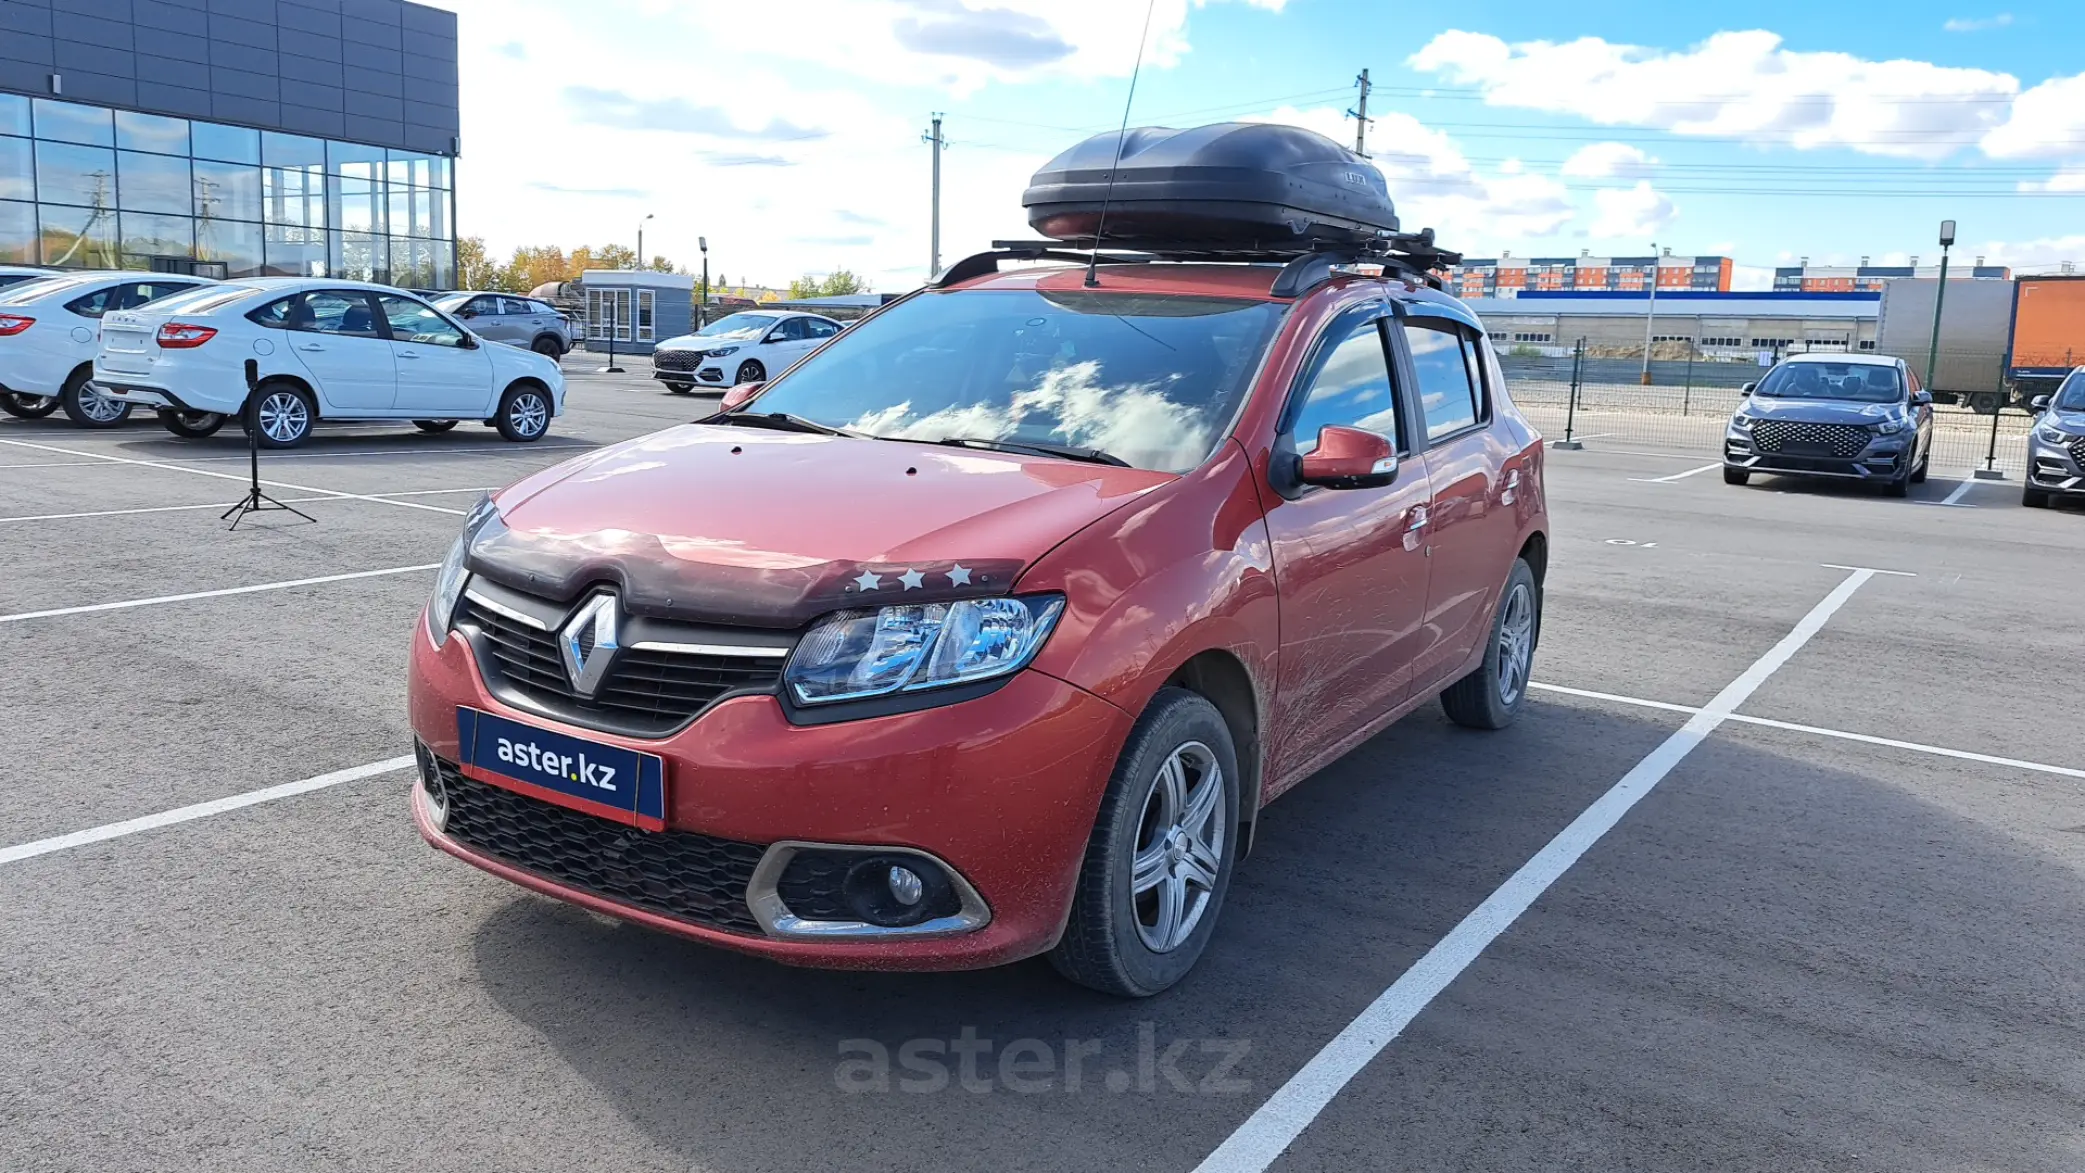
[2037,425,2073,445]
[1874,417,1906,435]
[786,595,1065,705]
[706,345,740,358]
[1731,413,1755,429]
[427,496,497,646]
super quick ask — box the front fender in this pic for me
[1020,439,1279,738]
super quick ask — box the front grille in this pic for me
[458,598,785,738]
[436,757,767,935]
[1751,419,1870,458]
[2069,436,2085,467]
[654,349,702,373]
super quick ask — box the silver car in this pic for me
[434,292,573,359]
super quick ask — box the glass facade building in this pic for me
[0,93,455,288]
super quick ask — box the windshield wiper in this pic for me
[932,436,1130,467]
[709,411,861,437]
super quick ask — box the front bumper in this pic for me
[652,353,731,384]
[2028,438,2085,495]
[407,617,1133,970]
[1724,430,1911,481]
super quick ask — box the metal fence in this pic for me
[1504,341,2038,476]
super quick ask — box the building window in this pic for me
[1510,332,1553,343]
[0,94,451,283]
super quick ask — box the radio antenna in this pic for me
[1085,0,1159,289]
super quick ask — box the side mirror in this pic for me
[1298,425,1398,489]
[1912,389,1933,406]
[1739,382,1756,396]
[720,381,764,410]
[2032,395,2051,413]
[457,309,475,319]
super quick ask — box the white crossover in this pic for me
[0,270,218,427]
[650,310,842,392]
[95,278,566,448]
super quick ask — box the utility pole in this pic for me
[1640,242,1660,385]
[1346,69,1373,158]
[637,212,653,272]
[1925,218,1956,397]
[922,113,945,278]
[698,236,709,326]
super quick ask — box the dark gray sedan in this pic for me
[1723,353,1935,497]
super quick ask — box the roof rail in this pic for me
[932,230,1466,298]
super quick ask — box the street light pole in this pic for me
[1640,242,1660,385]
[1924,219,1956,397]
[698,235,709,327]
[637,212,654,271]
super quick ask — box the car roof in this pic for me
[935,259,1483,327]
[1783,352,1898,367]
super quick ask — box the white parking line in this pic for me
[0,486,497,525]
[166,441,594,464]
[0,437,468,516]
[1531,683,2085,781]
[1940,478,1981,507]
[0,757,414,866]
[1628,462,1722,484]
[1194,566,1878,1173]
[0,563,437,624]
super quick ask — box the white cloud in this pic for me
[1560,142,1658,179]
[1731,265,1775,292]
[1409,29,2018,161]
[1982,71,2085,160]
[1943,14,2013,31]
[1245,107,1574,245]
[2019,167,2085,193]
[1588,181,1678,239]
[1962,233,2085,273]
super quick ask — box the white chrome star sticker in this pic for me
[853,570,882,591]
[947,564,972,586]
[898,569,925,590]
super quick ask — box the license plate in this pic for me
[456,708,666,827]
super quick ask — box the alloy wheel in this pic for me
[508,392,548,438]
[258,391,309,443]
[1128,741,1226,954]
[1496,581,1535,707]
[77,383,125,423]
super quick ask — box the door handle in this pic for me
[398,351,421,360]
[1407,505,1430,530]
[297,344,325,352]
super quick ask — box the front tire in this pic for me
[247,382,316,448]
[0,392,59,419]
[495,383,551,442]
[1910,451,1929,484]
[1723,467,1750,485]
[60,370,132,428]
[1441,558,1540,731]
[735,360,766,385]
[412,419,458,434]
[664,381,694,394]
[1049,688,1240,998]
[531,336,563,360]
[159,410,226,438]
[2023,486,2052,508]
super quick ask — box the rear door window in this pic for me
[1404,321,1481,440]
[301,290,384,337]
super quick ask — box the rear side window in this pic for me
[149,284,254,315]
[806,318,840,339]
[63,285,122,319]
[249,296,296,329]
[300,291,384,337]
[1404,321,1481,440]
[1287,316,1399,454]
[120,281,202,309]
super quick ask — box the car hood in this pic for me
[2046,409,2085,435]
[471,425,1174,628]
[656,332,757,352]
[1742,396,1904,424]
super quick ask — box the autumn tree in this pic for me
[788,269,868,299]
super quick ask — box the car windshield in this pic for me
[695,312,779,340]
[2054,371,2085,412]
[1755,361,1903,403]
[746,287,1287,473]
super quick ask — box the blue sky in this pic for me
[448,0,2085,289]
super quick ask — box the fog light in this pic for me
[414,743,449,833]
[888,865,924,907]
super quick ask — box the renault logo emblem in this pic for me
[559,593,620,697]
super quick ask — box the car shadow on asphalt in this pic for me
[463,701,2085,1173]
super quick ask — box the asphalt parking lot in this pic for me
[4,361,2083,1172]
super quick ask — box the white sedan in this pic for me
[0,270,218,426]
[651,310,842,392]
[95,278,566,448]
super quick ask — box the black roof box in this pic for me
[1023,122,1398,253]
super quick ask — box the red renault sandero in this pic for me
[407,123,1549,996]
